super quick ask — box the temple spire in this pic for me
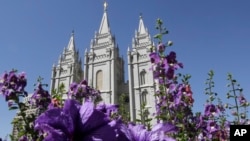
[99,1,110,34]
[138,14,147,34]
[67,30,75,51]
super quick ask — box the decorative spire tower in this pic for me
[84,2,126,104]
[50,31,83,97]
[127,14,155,122]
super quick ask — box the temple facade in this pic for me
[50,2,156,122]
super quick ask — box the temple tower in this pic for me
[83,2,125,104]
[50,31,83,96]
[127,15,156,122]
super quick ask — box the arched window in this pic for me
[140,90,149,123]
[96,70,103,90]
[140,70,146,85]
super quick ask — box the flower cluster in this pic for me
[0,70,27,108]
[148,19,249,140]
[149,19,198,140]
[68,80,102,103]
[35,98,176,141]
[30,83,51,112]
[35,99,128,141]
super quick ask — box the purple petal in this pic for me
[151,122,177,133]
[81,120,129,141]
[63,99,81,134]
[35,108,74,138]
[39,124,69,141]
[78,101,109,133]
[124,123,147,141]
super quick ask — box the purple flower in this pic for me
[166,52,177,65]
[206,120,219,134]
[17,72,27,91]
[68,81,89,98]
[167,83,176,93]
[35,99,129,141]
[238,94,247,106]
[81,119,129,141]
[157,43,166,53]
[78,100,129,140]
[149,52,161,64]
[164,51,183,70]
[176,84,194,106]
[18,136,28,141]
[0,71,27,96]
[0,71,28,107]
[35,99,81,140]
[68,82,78,96]
[7,71,18,89]
[68,80,101,102]
[96,102,119,119]
[166,68,175,80]
[122,122,177,141]
[0,72,8,92]
[204,104,220,117]
[196,115,206,129]
[30,83,51,109]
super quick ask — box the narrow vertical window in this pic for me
[96,70,103,90]
[140,70,146,85]
[141,91,147,104]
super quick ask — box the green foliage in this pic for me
[204,70,217,103]
[51,83,65,107]
[154,18,169,43]
[226,73,250,124]
[136,102,152,130]
[8,76,50,141]
[118,93,130,123]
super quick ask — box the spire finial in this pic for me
[71,29,74,36]
[139,13,143,19]
[104,1,108,11]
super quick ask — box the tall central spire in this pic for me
[98,1,110,34]
[138,14,147,35]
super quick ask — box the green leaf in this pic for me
[145,118,152,122]
[136,119,141,122]
[153,34,162,40]
[157,18,163,25]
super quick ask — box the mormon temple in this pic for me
[50,2,156,122]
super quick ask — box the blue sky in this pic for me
[1,0,250,138]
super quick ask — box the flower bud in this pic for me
[167,41,173,46]
[241,113,246,119]
[224,103,228,108]
[157,43,165,53]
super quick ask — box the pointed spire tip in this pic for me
[67,31,75,51]
[138,13,146,34]
[99,1,110,34]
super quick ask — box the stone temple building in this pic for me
[50,2,156,123]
